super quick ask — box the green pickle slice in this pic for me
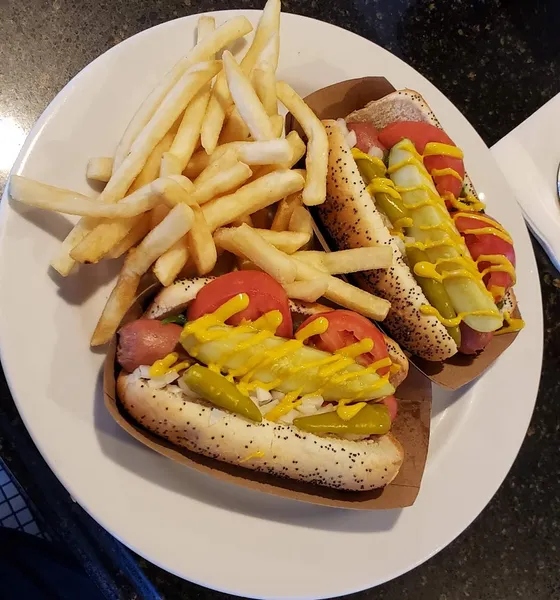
[293,403,391,436]
[182,364,262,422]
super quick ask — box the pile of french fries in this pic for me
[9,0,393,347]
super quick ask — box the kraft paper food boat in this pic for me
[285,76,523,391]
[104,285,432,510]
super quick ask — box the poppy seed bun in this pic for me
[317,120,458,361]
[117,373,404,491]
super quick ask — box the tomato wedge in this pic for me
[454,214,516,301]
[382,395,398,421]
[295,310,390,375]
[378,121,465,199]
[188,271,293,338]
[346,122,387,156]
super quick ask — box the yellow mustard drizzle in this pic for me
[430,167,463,181]
[265,389,302,422]
[149,353,191,377]
[423,142,464,159]
[239,450,265,462]
[180,294,394,418]
[336,399,366,421]
[476,254,516,284]
[251,310,283,333]
[444,192,486,212]
[351,147,386,172]
[366,178,402,199]
[419,305,500,328]
[495,311,525,335]
[149,353,178,377]
[294,317,329,341]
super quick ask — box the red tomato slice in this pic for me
[454,214,516,300]
[188,271,293,338]
[295,310,390,375]
[346,122,387,155]
[378,121,465,198]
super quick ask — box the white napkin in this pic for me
[492,94,560,271]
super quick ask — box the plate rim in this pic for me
[0,9,543,598]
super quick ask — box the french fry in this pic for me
[276,81,328,206]
[248,131,305,182]
[253,66,278,117]
[213,224,296,284]
[150,204,170,228]
[291,256,391,321]
[128,128,176,193]
[199,0,281,154]
[219,107,251,144]
[214,227,310,254]
[166,17,216,175]
[197,15,216,40]
[99,61,220,208]
[288,204,313,235]
[222,51,274,141]
[271,190,302,231]
[90,202,194,346]
[47,134,170,271]
[185,138,292,178]
[86,157,113,182]
[105,214,153,259]
[202,169,305,231]
[186,162,252,205]
[231,214,254,227]
[113,16,252,168]
[153,177,217,279]
[293,247,394,274]
[160,151,183,177]
[70,66,220,264]
[193,148,238,185]
[283,278,329,303]
[50,217,99,276]
[271,114,284,137]
[9,176,160,218]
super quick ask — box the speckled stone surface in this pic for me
[1,0,559,598]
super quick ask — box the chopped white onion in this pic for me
[368,145,384,159]
[297,395,324,415]
[255,387,273,404]
[138,365,151,379]
[279,409,300,425]
[271,390,285,401]
[209,407,226,426]
[345,130,357,148]
[259,399,279,416]
[177,377,198,397]
[314,404,337,415]
[336,118,349,137]
[147,371,179,389]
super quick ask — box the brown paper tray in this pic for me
[103,286,432,510]
[286,76,522,390]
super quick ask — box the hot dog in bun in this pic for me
[316,89,524,361]
[116,271,410,491]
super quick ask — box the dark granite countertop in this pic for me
[1,0,559,598]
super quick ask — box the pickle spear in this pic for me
[180,324,394,401]
[388,139,502,333]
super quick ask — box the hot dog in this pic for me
[116,272,409,491]
[317,90,524,361]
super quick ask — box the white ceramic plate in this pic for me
[0,10,542,599]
